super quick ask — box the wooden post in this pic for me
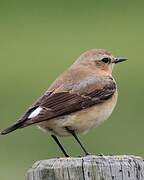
[26,155,144,180]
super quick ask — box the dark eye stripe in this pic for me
[101,57,111,64]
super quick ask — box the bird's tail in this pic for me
[0,121,24,135]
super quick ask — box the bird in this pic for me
[0,49,127,157]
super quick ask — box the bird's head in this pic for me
[75,49,127,75]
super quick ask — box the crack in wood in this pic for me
[26,155,144,180]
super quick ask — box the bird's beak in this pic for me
[113,57,128,64]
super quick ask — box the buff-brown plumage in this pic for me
[0,49,127,137]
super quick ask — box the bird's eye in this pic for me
[101,57,111,64]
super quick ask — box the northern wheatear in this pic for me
[0,49,127,157]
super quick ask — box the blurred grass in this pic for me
[0,0,144,179]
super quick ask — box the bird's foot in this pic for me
[85,152,91,156]
[98,153,104,156]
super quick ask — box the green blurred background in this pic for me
[0,0,143,179]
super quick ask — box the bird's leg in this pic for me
[51,135,69,157]
[66,127,90,156]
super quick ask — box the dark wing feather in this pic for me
[20,78,116,127]
[0,76,116,134]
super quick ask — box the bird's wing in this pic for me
[0,74,116,135]
[20,75,116,126]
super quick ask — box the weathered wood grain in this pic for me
[26,155,144,180]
